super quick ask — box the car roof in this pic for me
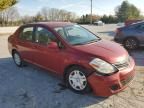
[131,20,144,25]
[123,21,144,28]
[23,22,74,29]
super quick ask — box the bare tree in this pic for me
[0,6,78,26]
[21,15,34,24]
[41,7,49,21]
[0,7,19,26]
[6,7,20,22]
[34,12,43,22]
[40,7,77,22]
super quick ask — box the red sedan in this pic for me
[8,22,135,97]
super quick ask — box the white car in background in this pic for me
[117,22,124,27]
[94,21,104,26]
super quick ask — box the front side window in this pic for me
[35,27,56,45]
[20,27,33,41]
[54,25,100,45]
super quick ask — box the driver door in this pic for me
[32,26,63,73]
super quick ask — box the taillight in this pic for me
[8,35,14,42]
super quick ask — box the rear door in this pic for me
[16,26,35,63]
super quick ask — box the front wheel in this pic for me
[65,66,91,94]
[124,38,139,50]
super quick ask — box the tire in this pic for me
[124,38,139,50]
[12,51,23,67]
[65,66,91,94]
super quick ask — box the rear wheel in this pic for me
[65,66,91,94]
[124,38,139,50]
[12,51,23,67]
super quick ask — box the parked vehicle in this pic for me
[94,21,104,26]
[117,22,124,27]
[125,19,142,26]
[8,22,135,97]
[115,21,144,50]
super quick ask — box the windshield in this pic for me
[54,25,100,45]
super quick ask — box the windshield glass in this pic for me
[54,25,100,45]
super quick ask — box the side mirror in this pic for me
[48,42,58,49]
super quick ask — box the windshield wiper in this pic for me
[85,39,100,44]
[72,39,101,46]
[72,43,85,46]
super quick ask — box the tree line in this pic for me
[21,7,77,24]
[0,0,144,26]
[78,1,144,24]
[0,7,78,26]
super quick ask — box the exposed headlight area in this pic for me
[113,56,131,71]
[89,58,118,75]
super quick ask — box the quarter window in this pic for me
[35,27,56,44]
[20,27,33,41]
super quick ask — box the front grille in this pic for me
[114,62,129,70]
[114,57,130,71]
[120,75,134,86]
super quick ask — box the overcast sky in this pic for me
[16,0,144,16]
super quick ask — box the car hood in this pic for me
[73,40,128,63]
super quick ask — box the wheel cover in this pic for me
[69,70,87,91]
[125,39,137,49]
[14,53,21,65]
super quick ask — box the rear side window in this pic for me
[35,27,56,44]
[20,27,33,41]
[136,24,144,30]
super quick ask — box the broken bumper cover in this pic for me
[87,57,135,97]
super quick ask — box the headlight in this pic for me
[89,58,117,74]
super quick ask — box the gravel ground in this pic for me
[0,24,144,108]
